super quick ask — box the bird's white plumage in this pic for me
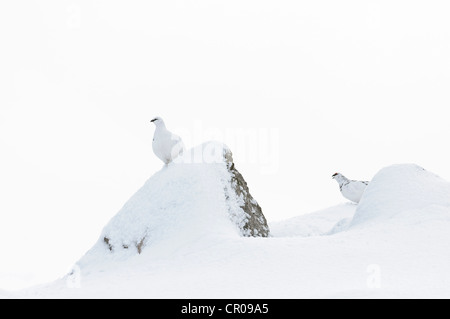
[332,173,369,203]
[151,117,185,164]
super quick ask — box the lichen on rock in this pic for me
[222,146,270,237]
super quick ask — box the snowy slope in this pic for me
[13,163,450,298]
[269,203,356,237]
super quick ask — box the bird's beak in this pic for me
[150,119,156,123]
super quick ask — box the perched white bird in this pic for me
[150,117,185,164]
[332,172,369,203]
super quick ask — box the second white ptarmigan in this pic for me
[150,117,185,164]
[332,172,369,203]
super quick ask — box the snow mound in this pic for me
[351,164,450,227]
[79,142,269,267]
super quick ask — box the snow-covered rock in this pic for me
[82,142,269,262]
[351,164,450,227]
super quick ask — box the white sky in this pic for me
[1,0,450,290]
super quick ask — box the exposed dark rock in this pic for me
[103,237,113,251]
[223,147,270,237]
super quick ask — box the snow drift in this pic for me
[270,204,356,237]
[79,142,269,265]
[351,164,450,227]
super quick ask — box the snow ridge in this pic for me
[351,163,450,227]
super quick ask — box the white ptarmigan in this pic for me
[150,117,185,164]
[332,172,369,203]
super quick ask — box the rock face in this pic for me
[223,147,270,237]
[97,142,269,257]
